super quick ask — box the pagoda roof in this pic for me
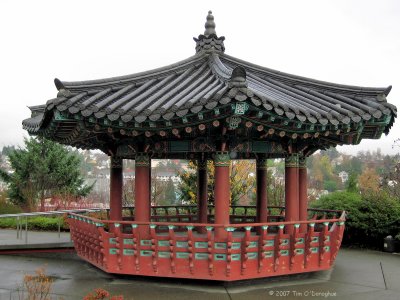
[23,11,396,156]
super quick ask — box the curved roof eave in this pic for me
[219,53,391,96]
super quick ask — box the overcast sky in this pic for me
[1,0,399,155]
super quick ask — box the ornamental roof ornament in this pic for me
[194,11,225,53]
[204,10,217,35]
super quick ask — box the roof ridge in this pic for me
[58,53,208,91]
[208,53,231,80]
[220,53,390,95]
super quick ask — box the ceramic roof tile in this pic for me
[23,11,396,149]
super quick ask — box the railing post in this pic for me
[241,226,252,275]
[206,226,214,276]
[305,222,315,269]
[58,216,61,239]
[187,225,195,274]
[290,224,300,270]
[16,216,19,239]
[330,220,345,266]
[258,225,268,273]
[225,226,235,277]
[131,224,140,271]
[150,224,158,273]
[274,225,284,272]
[97,223,108,270]
[25,217,28,244]
[319,222,330,267]
[114,223,122,270]
[168,225,176,274]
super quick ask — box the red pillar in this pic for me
[285,154,299,233]
[299,157,308,232]
[109,157,123,221]
[256,158,268,224]
[214,152,230,239]
[135,153,151,237]
[197,159,208,232]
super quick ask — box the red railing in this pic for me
[38,203,104,212]
[68,209,345,281]
[116,205,341,222]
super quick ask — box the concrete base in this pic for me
[0,248,399,299]
[0,229,73,254]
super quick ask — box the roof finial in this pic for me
[193,10,225,53]
[204,10,216,36]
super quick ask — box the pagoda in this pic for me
[23,11,396,280]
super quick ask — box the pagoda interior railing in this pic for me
[68,207,346,281]
[102,205,342,225]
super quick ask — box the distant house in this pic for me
[338,171,349,183]
[155,171,181,183]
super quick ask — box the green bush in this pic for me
[323,180,338,192]
[0,202,23,215]
[0,218,17,228]
[28,217,67,231]
[0,216,68,231]
[311,191,400,248]
[356,193,400,242]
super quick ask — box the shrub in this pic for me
[28,216,65,231]
[87,211,108,220]
[84,288,123,300]
[311,191,400,248]
[0,201,22,215]
[0,216,69,231]
[323,180,338,192]
[356,193,400,241]
[17,267,54,300]
[0,217,17,228]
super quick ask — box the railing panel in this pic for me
[67,209,345,281]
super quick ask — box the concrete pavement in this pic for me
[0,229,72,250]
[0,248,399,299]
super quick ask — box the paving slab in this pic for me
[339,289,400,300]
[329,248,386,289]
[0,229,72,250]
[0,289,11,299]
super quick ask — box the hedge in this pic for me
[311,191,400,248]
[0,202,22,215]
[0,216,69,231]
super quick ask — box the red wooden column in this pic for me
[134,153,151,237]
[197,159,208,232]
[256,158,268,224]
[299,156,308,233]
[109,157,123,221]
[214,152,230,239]
[285,154,299,233]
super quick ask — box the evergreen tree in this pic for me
[177,160,256,205]
[165,177,177,204]
[346,173,358,193]
[1,145,16,156]
[266,169,284,207]
[0,137,93,211]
